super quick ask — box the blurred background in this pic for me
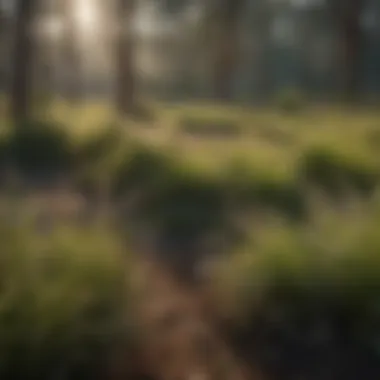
[1,0,380,104]
[0,1,380,380]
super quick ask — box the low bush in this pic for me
[253,125,294,146]
[113,149,229,277]
[128,102,157,123]
[275,88,306,114]
[299,145,378,198]
[0,133,8,176]
[178,116,241,138]
[75,124,124,168]
[0,223,132,380]
[212,217,380,380]
[74,124,127,195]
[141,168,226,239]
[221,159,305,221]
[112,142,178,197]
[6,120,73,180]
[367,128,380,150]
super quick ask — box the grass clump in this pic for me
[112,142,178,198]
[299,145,378,198]
[0,223,132,380]
[366,127,380,151]
[178,116,241,138]
[74,124,127,195]
[275,88,306,114]
[222,159,305,221]
[212,212,380,380]
[115,148,228,276]
[140,168,225,240]
[6,120,73,180]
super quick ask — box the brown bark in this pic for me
[332,0,366,101]
[10,0,38,124]
[116,0,135,115]
[213,32,238,100]
[255,7,272,102]
[61,0,83,102]
[211,0,246,101]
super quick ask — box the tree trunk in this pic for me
[61,0,82,102]
[213,32,238,101]
[341,15,362,101]
[10,0,37,124]
[210,0,246,101]
[255,7,272,103]
[116,0,135,115]
[333,0,366,102]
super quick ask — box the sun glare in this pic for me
[75,0,97,32]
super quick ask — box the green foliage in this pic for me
[178,116,241,137]
[254,178,305,220]
[129,102,157,124]
[0,223,131,380]
[367,128,380,151]
[113,142,177,196]
[0,134,8,174]
[275,88,306,114]
[74,124,126,194]
[140,168,226,241]
[213,214,380,379]
[299,145,378,197]
[113,146,228,261]
[7,121,73,179]
[76,124,124,167]
[222,159,305,220]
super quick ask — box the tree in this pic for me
[0,3,5,35]
[115,0,136,115]
[329,0,367,101]
[249,0,273,101]
[10,0,38,124]
[0,3,8,90]
[205,0,247,100]
[61,0,83,102]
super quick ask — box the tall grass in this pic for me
[210,205,380,380]
[299,144,379,197]
[0,104,379,379]
[0,222,132,380]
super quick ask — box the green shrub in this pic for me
[367,128,380,150]
[140,168,225,237]
[0,134,8,175]
[139,167,229,281]
[7,121,73,179]
[213,221,380,380]
[275,88,306,114]
[178,116,241,138]
[222,159,305,220]
[128,102,157,123]
[75,124,124,167]
[254,125,294,146]
[112,142,178,197]
[34,89,54,115]
[0,223,131,380]
[255,179,305,221]
[0,225,131,380]
[74,125,131,197]
[299,145,378,197]
[114,146,227,237]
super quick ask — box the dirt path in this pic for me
[131,259,256,380]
